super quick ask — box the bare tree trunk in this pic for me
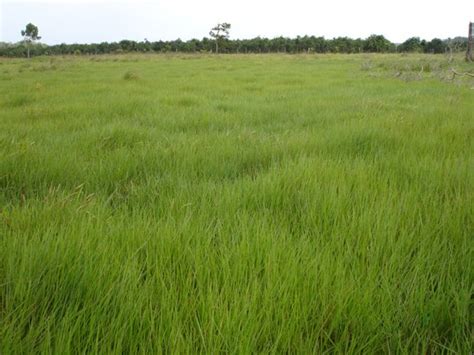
[467,22,473,62]
[27,45,30,59]
[215,40,218,54]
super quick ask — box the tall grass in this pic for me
[0,53,472,353]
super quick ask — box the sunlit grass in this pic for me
[0,53,472,353]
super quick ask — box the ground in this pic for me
[0,53,472,353]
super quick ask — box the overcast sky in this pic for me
[1,0,473,44]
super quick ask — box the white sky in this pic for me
[1,0,473,44]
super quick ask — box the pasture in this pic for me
[0,53,472,352]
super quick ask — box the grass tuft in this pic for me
[123,70,140,80]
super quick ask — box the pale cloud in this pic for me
[1,0,473,44]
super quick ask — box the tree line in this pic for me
[0,35,468,58]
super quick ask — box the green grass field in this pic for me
[0,53,473,353]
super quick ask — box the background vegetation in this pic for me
[0,34,468,57]
[0,53,473,352]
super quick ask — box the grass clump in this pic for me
[363,53,474,85]
[123,70,140,80]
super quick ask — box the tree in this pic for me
[209,23,231,53]
[398,37,422,52]
[363,35,394,53]
[21,23,41,58]
[424,38,446,54]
